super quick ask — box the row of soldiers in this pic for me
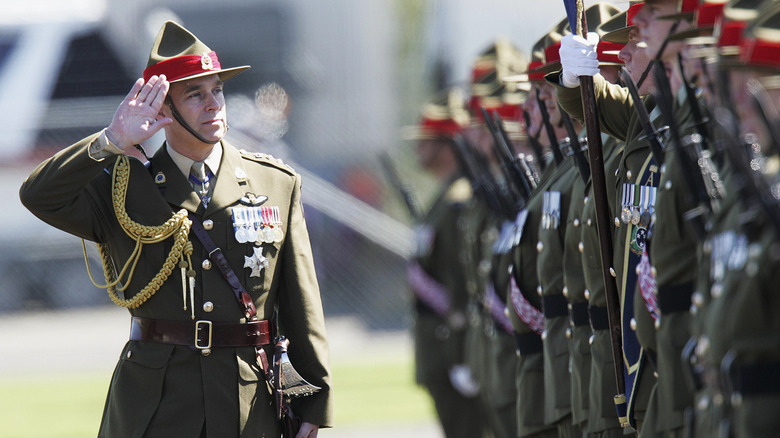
[396,0,780,437]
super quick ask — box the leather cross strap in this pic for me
[189,213,258,320]
[188,213,273,378]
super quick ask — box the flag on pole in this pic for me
[562,0,579,35]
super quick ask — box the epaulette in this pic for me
[239,149,296,175]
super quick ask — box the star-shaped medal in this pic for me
[244,246,269,277]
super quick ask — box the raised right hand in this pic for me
[105,75,173,150]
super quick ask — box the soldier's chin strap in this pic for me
[166,97,221,145]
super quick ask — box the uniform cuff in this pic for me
[88,128,124,161]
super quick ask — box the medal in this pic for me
[512,209,528,247]
[263,226,275,243]
[621,183,634,224]
[631,208,641,225]
[621,207,633,224]
[542,191,561,229]
[640,211,652,227]
[272,227,284,242]
[232,207,247,243]
[244,246,269,277]
[639,185,656,227]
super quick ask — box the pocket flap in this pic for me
[122,341,175,369]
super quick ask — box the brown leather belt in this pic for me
[129,316,271,350]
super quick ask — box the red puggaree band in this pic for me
[680,0,698,14]
[544,41,562,66]
[419,116,462,138]
[598,41,625,64]
[696,2,725,28]
[741,37,780,69]
[528,60,546,81]
[718,20,746,49]
[143,51,221,82]
[627,2,645,26]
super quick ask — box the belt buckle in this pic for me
[195,320,213,350]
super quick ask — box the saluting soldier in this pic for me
[19,21,332,438]
[405,87,490,438]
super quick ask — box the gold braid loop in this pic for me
[82,154,193,309]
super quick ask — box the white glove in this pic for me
[560,33,600,88]
[449,364,480,397]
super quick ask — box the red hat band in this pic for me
[143,51,222,82]
[527,60,546,81]
[419,116,462,138]
[697,2,725,28]
[598,41,625,64]
[544,42,562,65]
[718,20,746,48]
[627,2,645,26]
[485,103,523,121]
[741,38,780,69]
[680,0,698,14]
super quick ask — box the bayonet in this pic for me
[523,109,548,172]
[379,151,422,222]
[559,106,591,183]
[621,68,667,166]
[536,88,565,165]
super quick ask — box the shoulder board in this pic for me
[238,149,296,175]
[445,177,473,203]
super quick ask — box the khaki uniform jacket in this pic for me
[19,133,333,438]
[471,212,519,438]
[509,156,566,438]
[580,135,625,433]
[536,154,579,425]
[644,87,698,433]
[412,176,473,385]
[562,161,591,428]
[552,72,658,428]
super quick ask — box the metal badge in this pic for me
[244,245,269,277]
[154,172,166,184]
[239,192,268,206]
[235,167,248,183]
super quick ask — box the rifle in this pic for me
[379,151,422,221]
[523,109,548,171]
[562,0,626,424]
[747,77,780,158]
[559,105,591,183]
[651,62,713,239]
[494,111,540,189]
[480,106,532,205]
[712,104,780,237]
[536,88,565,165]
[452,134,516,220]
[676,54,725,216]
[621,68,668,166]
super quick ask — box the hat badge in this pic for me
[201,52,213,71]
